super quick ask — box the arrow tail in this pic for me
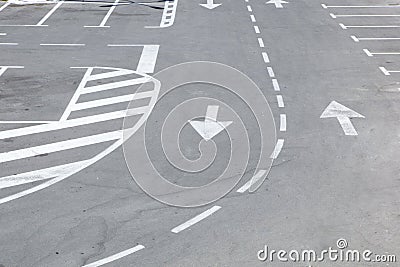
[337,116,358,136]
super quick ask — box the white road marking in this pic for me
[280,114,286,132]
[72,91,154,111]
[0,130,122,164]
[250,14,256,22]
[40,43,85,46]
[0,121,54,124]
[276,95,284,107]
[0,43,18,45]
[146,0,179,28]
[330,13,336,18]
[379,66,391,75]
[0,66,24,77]
[237,169,267,193]
[36,1,63,26]
[322,5,400,8]
[350,35,359,42]
[0,25,48,27]
[272,79,280,91]
[85,0,118,28]
[247,5,252,12]
[320,101,365,136]
[0,159,91,189]
[87,68,135,81]
[332,14,400,18]
[0,33,6,36]
[340,24,400,29]
[270,139,284,159]
[107,44,146,47]
[266,0,288,8]
[339,23,347,29]
[262,52,270,63]
[0,107,147,140]
[257,38,265,47]
[267,66,275,77]
[82,77,150,94]
[0,2,10,12]
[136,45,159,73]
[354,37,400,41]
[199,0,222,9]
[254,25,260,33]
[171,206,221,233]
[363,49,373,57]
[82,245,145,267]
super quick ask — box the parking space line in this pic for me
[82,245,145,267]
[354,37,400,41]
[171,206,221,234]
[85,0,118,28]
[340,24,400,29]
[36,1,63,26]
[364,49,400,56]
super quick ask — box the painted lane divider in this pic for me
[171,206,221,233]
[270,139,284,159]
[237,169,267,193]
[82,245,145,267]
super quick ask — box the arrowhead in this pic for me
[189,119,232,141]
[266,0,288,4]
[199,3,222,9]
[320,101,365,118]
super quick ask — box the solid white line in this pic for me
[321,3,327,9]
[254,25,260,34]
[82,77,150,94]
[379,66,391,75]
[40,43,85,46]
[36,1,63,26]
[330,13,336,18]
[236,169,267,193]
[276,95,284,107]
[350,35,359,42]
[247,5,252,12]
[72,91,154,111]
[272,79,280,91]
[98,0,119,27]
[356,37,400,41]
[0,159,90,189]
[171,206,221,233]
[0,43,18,45]
[339,23,347,29]
[0,3,10,12]
[280,114,286,132]
[250,14,256,22]
[0,130,122,164]
[0,107,147,140]
[267,67,275,77]
[136,45,159,73]
[270,139,284,159]
[366,51,400,55]
[82,245,145,267]
[262,52,270,63]
[363,49,373,56]
[258,38,265,48]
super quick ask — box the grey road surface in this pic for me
[0,0,399,266]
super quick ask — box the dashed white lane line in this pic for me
[254,25,260,33]
[82,245,145,267]
[247,5,252,12]
[0,43,18,45]
[272,79,280,91]
[40,43,86,46]
[171,206,221,234]
[262,52,270,63]
[237,169,267,193]
[36,1,63,26]
[0,33,6,36]
[270,139,284,159]
[276,95,284,107]
[280,114,287,132]
[267,66,275,77]
[250,14,256,22]
[257,37,265,48]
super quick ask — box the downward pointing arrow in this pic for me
[266,0,288,8]
[189,106,232,141]
[320,101,365,136]
[200,0,222,9]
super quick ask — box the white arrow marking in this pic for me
[266,0,288,8]
[189,105,232,141]
[320,101,365,136]
[199,0,221,9]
